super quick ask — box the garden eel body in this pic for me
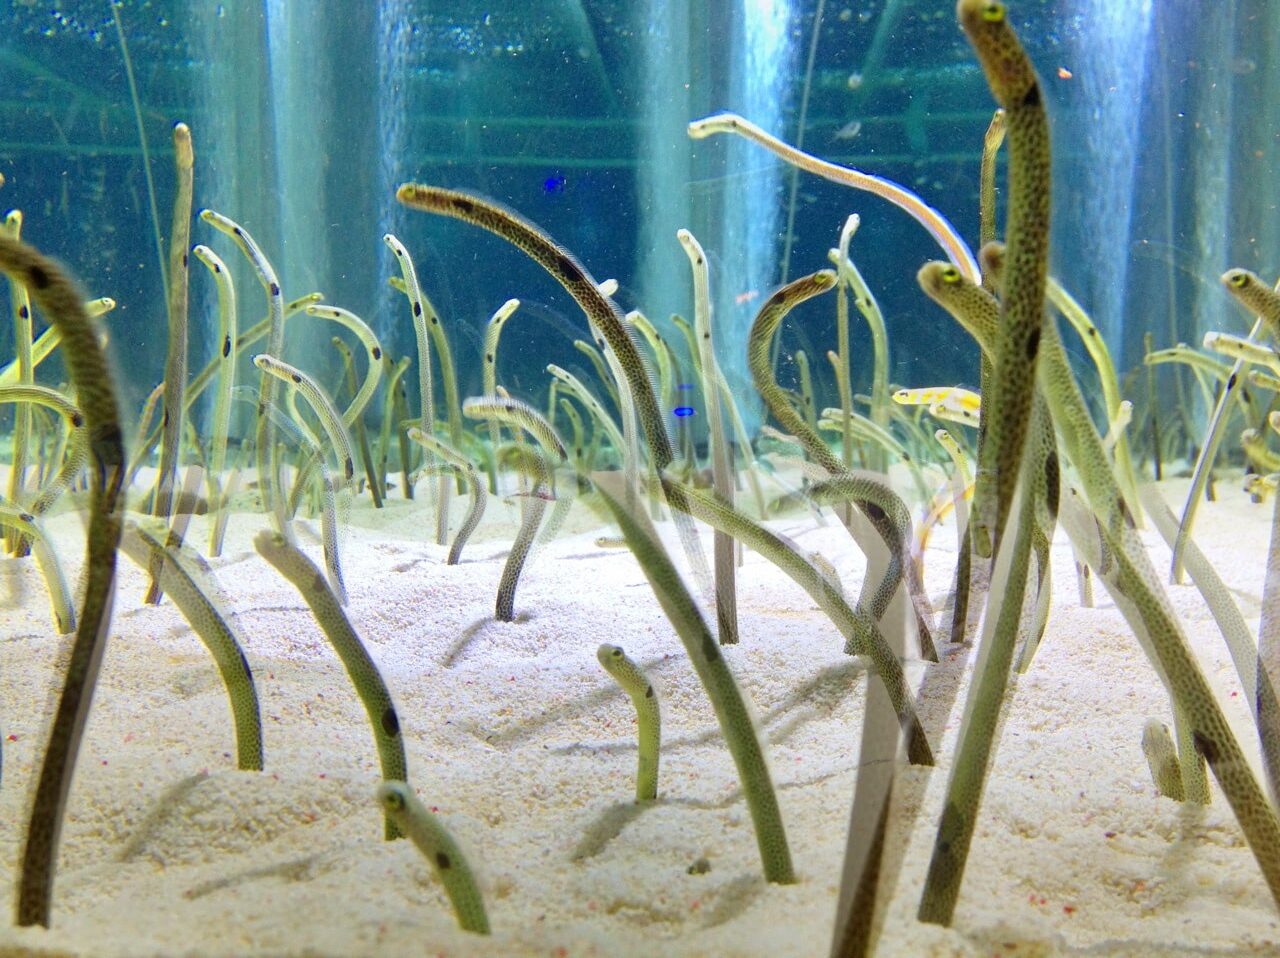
[3,211,34,556]
[979,108,1006,259]
[687,112,980,284]
[916,261,1058,647]
[0,385,87,528]
[596,644,661,801]
[482,297,521,460]
[1204,331,1280,372]
[0,504,73,634]
[396,185,712,599]
[462,396,565,621]
[182,292,321,415]
[191,243,237,555]
[1224,268,1280,339]
[304,304,384,426]
[377,781,490,934]
[332,336,384,509]
[383,233,445,534]
[201,209,289,535]
[747,269,936,659]
[0,235,124,929]
[914,2,1052,924]
[253,355,356,488]
[959,0,1050,563]
[0,295,113,385]
[121,521,262,771]
[679,228,738,644]
[254,531,406,839]
[153,123,193,531]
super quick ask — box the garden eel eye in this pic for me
[983,2,1005,22]
[1229,271,1249,289]
[941,266,960,284]
[383,790,406,812]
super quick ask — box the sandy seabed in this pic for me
[0,472,1277,957]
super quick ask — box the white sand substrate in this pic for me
[0,474,1277,956]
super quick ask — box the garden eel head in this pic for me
[377,783,408,814]
[957,0,1039,110]
[1222,268,1257,292]
[917,262,965,298]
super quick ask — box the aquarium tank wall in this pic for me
[0,0,1278,955]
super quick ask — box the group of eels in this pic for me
[7,0,1280,945]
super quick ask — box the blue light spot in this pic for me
[543,173,567,195]
[673,406,696,418]
[676,383,694,391]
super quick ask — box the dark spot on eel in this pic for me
[436,851,452,870]
[1192,730,1218,763]
[555,253,584,284]
[1025,327,1041,361]
[1044,450,1060,519]
[381,707,400,737]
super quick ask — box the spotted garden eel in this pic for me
[687,112,980,283]
[481,297,521,463]
[679,228,738,644]
[0,504,73,635]
[191,243,238,554]
[915,260,1058,665]
[383,233,444,538]
[377,781,489,934]
[0,384,87,530]
[151,122,194,538]
[255,531,406,839]
[956,0,1050,568]
[332,336,383,509]
[462,395,566,621]
[1,234,124,929]
[121,521,262,771]
[596,644,661,801]
[201,209,289,535]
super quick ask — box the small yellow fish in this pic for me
[892,386,980,413]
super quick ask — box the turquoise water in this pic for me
[0,0,1275,444]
